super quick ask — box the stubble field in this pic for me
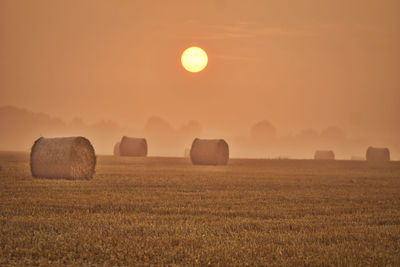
[0,151,399,266]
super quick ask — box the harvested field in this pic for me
[0,151,399,265]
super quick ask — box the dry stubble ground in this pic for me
[0,151,399,266]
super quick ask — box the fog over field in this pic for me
[1,1,399,159]
[0,105,399,159]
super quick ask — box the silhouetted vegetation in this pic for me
[1,106,399,159]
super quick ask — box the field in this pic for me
[1,151,399,266]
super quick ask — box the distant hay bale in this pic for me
[30,137,96,180]
[314,150,335,160]
[190,138,229,165]
[366,147,390,162]
[113,142,120,156]
[119,136,147,157]
[184,148,190,158]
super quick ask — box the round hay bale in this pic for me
[113,142,120,156]
[119,136,147,157]
[314,150,335,160]
[190,138,229,165]
[366,147,390,162]
[30,136,96,180]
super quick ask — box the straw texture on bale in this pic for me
[113,142,120,156]
[314,150,335,160]
[190,138,229,165]
[119,136,147,157]
[366,147,390,162]
[30,136,96,180]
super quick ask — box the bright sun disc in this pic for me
[181,46,208,73]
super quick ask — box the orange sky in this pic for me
[1,0,399,155]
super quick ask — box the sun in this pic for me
[181,46,208,73]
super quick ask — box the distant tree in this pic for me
[250,120,276,140]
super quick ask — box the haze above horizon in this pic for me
[0,0,399,157]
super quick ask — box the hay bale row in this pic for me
[190,138,229,165]
[30,137,96,180]
[111,136,392,163]
[27,135,392,181]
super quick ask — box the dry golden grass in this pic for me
[1,151,399,265]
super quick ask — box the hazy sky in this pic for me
[1,0,399,139]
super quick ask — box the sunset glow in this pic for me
[1,1,400,265]
[181,47,208,73]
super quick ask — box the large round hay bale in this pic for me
[366,147,390,162]
[113,142,120,156]
[30,137,96,180]
[190,138,229,165]
[314,150,335,160]
[119,136,147,157]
